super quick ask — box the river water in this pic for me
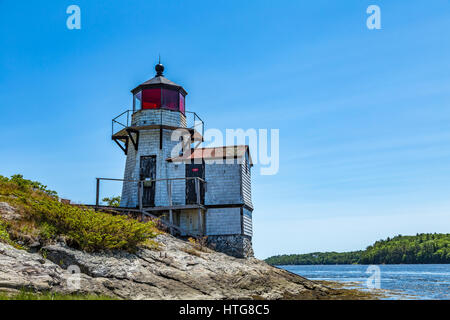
[279,264,450,300]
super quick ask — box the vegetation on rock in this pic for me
[0,174,159,252]
[0,289,118,300]
[0,220,24,250]
[266,233,450,265]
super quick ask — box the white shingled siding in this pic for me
[120,109,186,207]
[206,208,241,235]
[131,109,186,127]
[242,208,252,236]
[241,151,253,208]
[204,163,242,205]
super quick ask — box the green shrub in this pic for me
[102,196,121,207]
[39,221,58,240]
[0,289,118,300]
[28,198,157,251]
[0,220,25,250]
[0,221,10,243]
[0,174,159,252]
[9,174,57,197]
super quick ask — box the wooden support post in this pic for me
[168,180,174,235]
[195,178,200,205]
[198,208,203,236]
[169,209,174,235]
[167,180,173,206]
[137,181,140,209]
[113,138,127,155]
[95,178,100,209]
[139,181,143,212]
[137,180,140,203]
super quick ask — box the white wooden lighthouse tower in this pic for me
[114,63,201,209]
[110,63,254,258]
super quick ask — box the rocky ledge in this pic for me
[0,233,375,300]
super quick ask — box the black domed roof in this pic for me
[131,63,187,96]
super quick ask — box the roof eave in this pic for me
[131,84,188,96]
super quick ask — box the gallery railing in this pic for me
[111,109,204,138]
[111,109,132,136]
[95,177,206,210]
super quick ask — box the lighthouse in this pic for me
[110,63,254,258]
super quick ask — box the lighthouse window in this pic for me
[179,93,185,114]
[136,88,185,113]
[142,88,161,109]
[133,91,142,111]
[161,88,179,111]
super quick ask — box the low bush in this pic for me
[0,220,24,250]
[188,236,210,252]
[0,289,118,300]
[8,174,57,197]
[29,198,158,251]
[0,221,10,243]
[0,174,159,252]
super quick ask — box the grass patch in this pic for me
[0,220,25,250]
[181,247,202,257]
[0,174,160,252]
[0,290,119,300]
[188,236,211,252]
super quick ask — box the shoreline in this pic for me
[277,264,450,300]
[316,280,416,300]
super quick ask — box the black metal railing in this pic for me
[111,109,132,136]
[94,177,206,236]
[112,109,204,138]
[185,111,205,138]
[95,177,206,209]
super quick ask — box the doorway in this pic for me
[185,163,205,205]
[140,155,156,207]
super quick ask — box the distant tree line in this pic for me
[265,233,450,265]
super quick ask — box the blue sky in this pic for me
[1,1,449,258]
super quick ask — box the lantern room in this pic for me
[131,63,187,114]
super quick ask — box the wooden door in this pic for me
[185,163,205,205]
[140,156,156,207]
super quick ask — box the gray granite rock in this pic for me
[0,233,333,299]
[0,202,21,221]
